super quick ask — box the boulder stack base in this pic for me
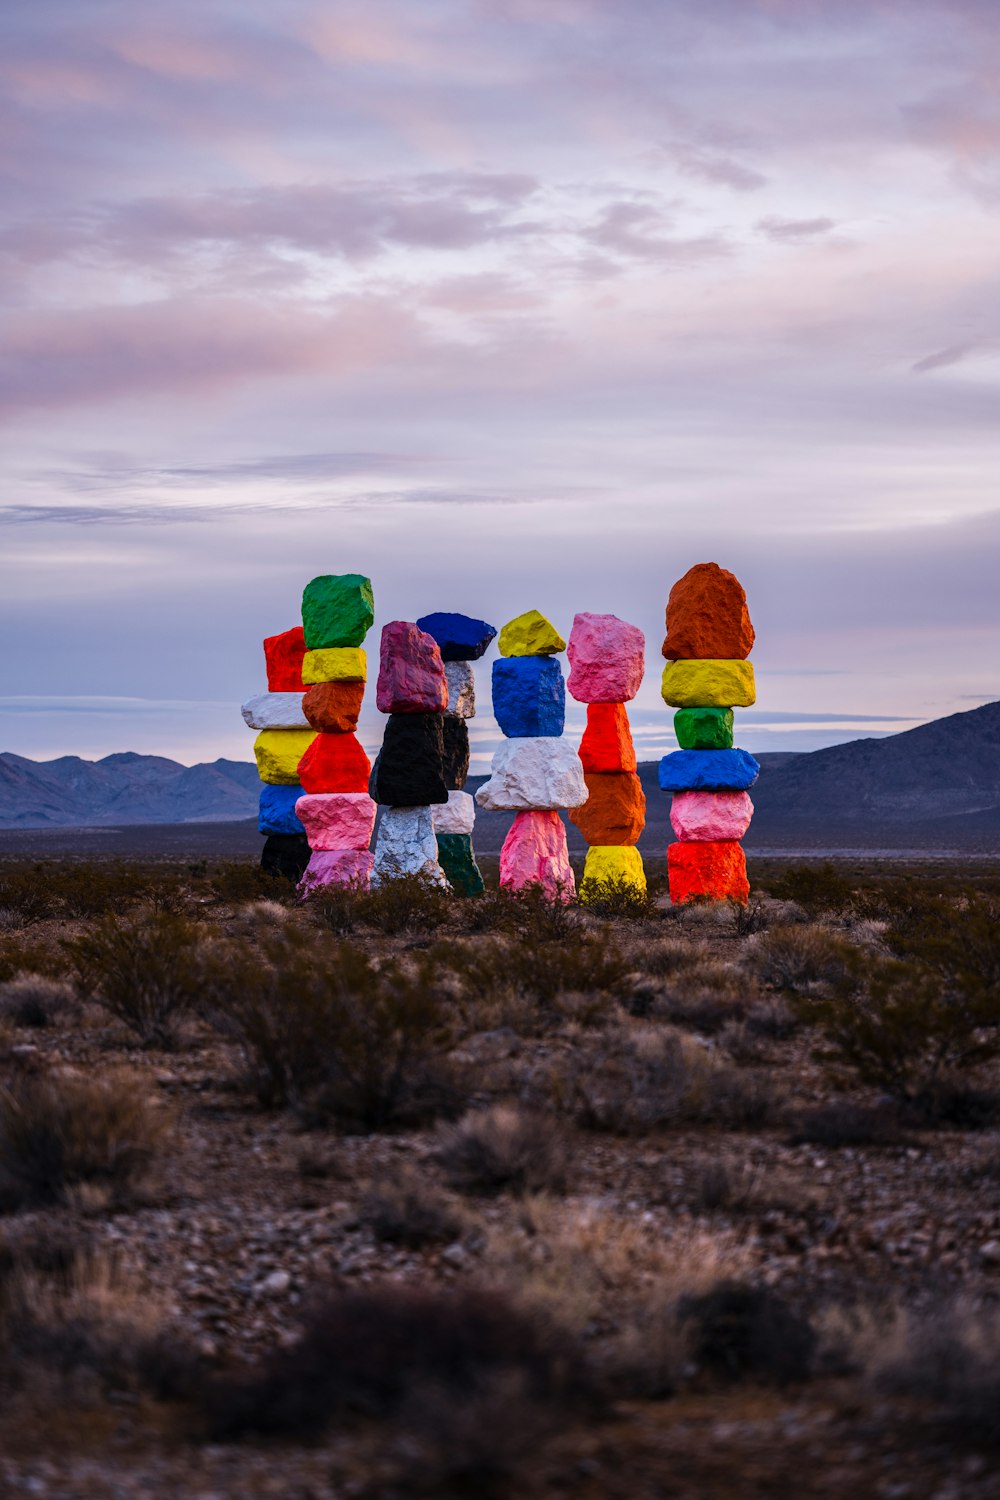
[659,564,757,905]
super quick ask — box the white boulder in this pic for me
[372,806,447,886]
[444,660,476,718]
[241,692,309,730]
[432,789,476,835]
[476,737,589,812]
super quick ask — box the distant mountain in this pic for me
[2,701,998,848]
[747,700,1000,849]
[0,752,259,828]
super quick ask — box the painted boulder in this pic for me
[499,809,575,901]
[376,621,448,714]
[416,612,497,662]
[295,791,377,850]
[566,613,645,704]
[264,626,307,692]
[442,716,470,790]
[476,736,588,812]
[242,692,310,731]
[436,833,485,897]
[568,770,645,846]
[658,748,759,793]
[369,714,449,806]
[301,574,374,650]
[668,840,750,905]
[297,731,371,794]
[661,659,755,709]
[302,680,365,734]
[254,728,317,785]
[372,805,447,886]
[299,847,374,894]
[662,562,755,661]
[497,610,566,657]
[579,703,637,773]
[674,705,734,751]
[302,647,367,685]
[579,845,647,899]
[258,782,306,836]
[432,789,476,836]
[669,789,754,842]
[444,660,476,719]
[492,656,566,738]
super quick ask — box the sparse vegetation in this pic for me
[64,908,207,1046]
[435,1104,570,1196]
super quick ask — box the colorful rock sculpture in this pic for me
[371,621,451,887]
[244,628,314,879]
[294,574,377,893]
[478,610,583,901]
[566,612,646,900]
[263,627,308,691]
[659,563,757,904]
[420,611,497,896]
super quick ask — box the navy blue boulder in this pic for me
[658,748,760,792]
[416,611,497,661]
[492,656,566,738]
[258,782,306,835]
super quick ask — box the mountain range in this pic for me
[2,699,999,850]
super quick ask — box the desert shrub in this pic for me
[731,894,769,936]
[203,929,463,1129]
[685,1157,814,1217]
[306,882,363,937]
[631,936,715,979]
[0,871,50,928]
[207,1283,596,1439]
[788,1100,906,1148]
[64,908,206,1046]
[358,1166,465,1248]
[578,876,658,921]
[760,863,855,915]
[0,1070,168,1210]
[0,938,66,984]
[2,862,186,921]
[548,1024,780,1134]
[748,923,865,992]
[446,933,626,1011]
[885,892,1000,993]
[207,860,295,905]
[435,1105,569,1196]
[847,1299,1000,1448]
[679,1281,816,1386]
[0,973,74,1028]
[799,956,1000,1118]
[356,873,453,937]
[0,1238,193,1404]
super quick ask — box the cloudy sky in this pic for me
[2,0,999,769]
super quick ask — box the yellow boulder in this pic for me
[254,728,316,784]
[302,647,367,684]
[579,844,647,901]
[498,610,566,657]
[661,659,755,709]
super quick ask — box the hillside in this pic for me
[0,752,259,828]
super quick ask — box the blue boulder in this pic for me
[416,611,497,661]
[492,656,565,738]
[658,748,760,792]
[258,782,306,836]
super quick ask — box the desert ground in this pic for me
[0,852,999,1498]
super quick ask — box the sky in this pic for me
[2,0,999,770]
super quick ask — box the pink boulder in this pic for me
[376,621,447,714]
[295,792,377,851]
[566,613,645,704]
[298,847,374,895]
[669,789,754,843]
[499,810,576,902]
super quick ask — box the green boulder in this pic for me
[674,706,734,750]
[302,574,375,649]
[436,833,485,897]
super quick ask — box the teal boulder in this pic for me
[674,706,734,750]
[302,574,375,649]
[437,833,485,896]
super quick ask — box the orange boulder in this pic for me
[297,731,371,794]
[662,562,755,661]
[302,680,365,734]
[668,840,749,904]
[579,703,637,774]
[568,771,645,846]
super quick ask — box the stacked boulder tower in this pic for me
[658,563,759,905]
[566,613,648,899]
[476,610,589,902]
[369,621,451,885]
[295,574,378,894]
[242,625,316,881]
[417,612,497,897]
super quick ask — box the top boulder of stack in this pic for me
[498,610,566,657]
[662,563,754,661]
[302,574,375,650]
[416,612,497,661]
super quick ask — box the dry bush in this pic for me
[747,923,865,992]
[207,860,296,905]
[544,1024,781,1134]
[207,1283,597,1440]
[1,862,186,922]
[799,956,1000,1119]
[578,876,658,921]
[0,973,75,1029]
[0,1235,192,1406]
[435,1105,570,1197]
[759,862,855,916]
[443,932,626,1014]
[0,1070,169,1210]
[0,938,65,984]
[64,908,207,1046]
[627,935,715,979]
[203,928,464,1129]
[678,1280,816,1387]
[359,1166,465,1248]
[359,873,454,937]
[685,1156,817,1217]
[789,1100,906,1148]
